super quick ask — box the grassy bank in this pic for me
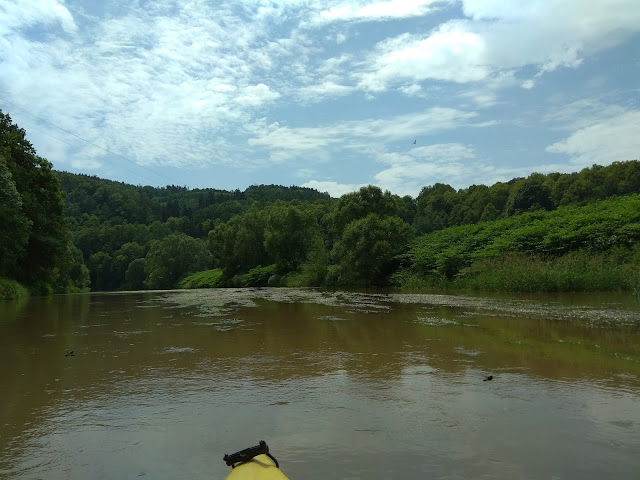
[396,250,640,293]
[0,277,30,300]
[402,194,640,293]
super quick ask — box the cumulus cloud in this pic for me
[546,111,640,167]
[354,0,640,92]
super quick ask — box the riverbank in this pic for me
[395,251,640,293]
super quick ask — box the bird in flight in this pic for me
[413,140,416,144]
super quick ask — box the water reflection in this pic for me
[1,289,639,479]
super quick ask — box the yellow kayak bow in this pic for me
[224,441,290,480]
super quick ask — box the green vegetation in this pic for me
[0,110,89,299]
[402,195,640,291]
[0,277,29,300]
[1,111,639,296]
[178,269,224,289]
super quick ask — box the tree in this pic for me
[208,206,271,277]
[145,233,212,289]
[124,258,147,290]
[332,214,414,286]
[504,173,552,216]
[0,153,30,276]
[414,183,457,234]
[332,185,400,234]
[264,204,320,271]
[1,110,70,291]
[88,251,114,291]
[110,242,145,289]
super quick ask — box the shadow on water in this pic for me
[1,288,639,479]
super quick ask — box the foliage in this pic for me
[264,203,320,271]
[54,158,640,292]
[124,258,147,290]
[0,277,29,300]
[208,206,271,277]
[0,153,30,276]
[331,185,402,234]
[504,173,552,216]
[456,252,640,292]
[408,194,640,290]
[178,269,224,289]
[232,264,277,287]
[52,242,91,293]
[332,214,414,286]
[0,110,73,292]
[145,233,213,289]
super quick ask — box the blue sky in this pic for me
[1,0,639,197]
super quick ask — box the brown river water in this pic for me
[1,288,639,479]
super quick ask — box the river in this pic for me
[1,288,639,479]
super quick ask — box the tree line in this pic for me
[1,109,639,297]
[0,110,88,297]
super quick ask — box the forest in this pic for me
[1,109,639,299]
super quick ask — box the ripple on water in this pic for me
[414,316,459,326]
[161,347,196,354]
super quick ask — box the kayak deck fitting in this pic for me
[224,441,290,480]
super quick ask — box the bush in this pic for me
[0,277,29,300]
[178,269,224,289]
[233,264,277,287]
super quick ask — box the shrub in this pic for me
[0,277,29,300]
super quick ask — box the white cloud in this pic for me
[543,99,629,131]
[248,107,479,156]
[0,0,77,35]
[373,143,477,195]
[310,0,443,25]
[235,84,281,106]
[302,180,366,197]
[297,81,354,102]
[0,0,302,171]
[354,0,640,92]
[546,111,640,167]
[357,27,488,91]
[399,84,422,96]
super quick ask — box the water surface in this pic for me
[1,289,639,479]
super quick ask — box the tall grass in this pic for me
[398,251,640,292]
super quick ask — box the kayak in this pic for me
[224,441,290,480]
[224,454,289,480]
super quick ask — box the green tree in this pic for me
[208,206,270,277]
[332,214,414,286]
[1,110,69,291]
[0,153,30,276]
[124,258,147,290]
[53,242,91,292]
[332,185,400,234]
[505,173,552,216]
[264,204,320,271]
[110,242,145,289]
[88,251,114,291]
[415,183,457,234]
[145,233,212,289]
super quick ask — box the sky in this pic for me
[1,0,639,198]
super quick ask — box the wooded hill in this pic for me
[1,109,639,297]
